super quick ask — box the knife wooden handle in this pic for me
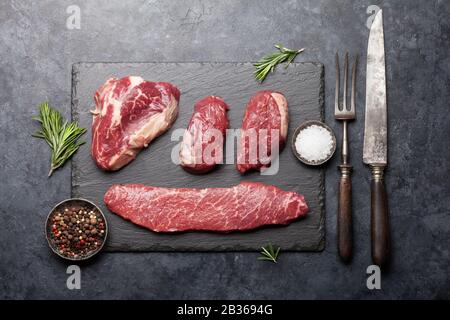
[338,165,353,263]
[370,165,390,268]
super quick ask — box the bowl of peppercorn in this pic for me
[45,198,108,261]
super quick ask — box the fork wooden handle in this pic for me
[370,165,390,268]
[338,164,353,263]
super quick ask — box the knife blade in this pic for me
[363,9,387,165]
[363,9,390,268]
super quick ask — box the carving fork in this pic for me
[335,52,358,263]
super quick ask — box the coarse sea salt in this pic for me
[295,124,334,163]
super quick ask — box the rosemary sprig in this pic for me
[254,44,305,83]
[258,243,281,263]
[32,102,86,177]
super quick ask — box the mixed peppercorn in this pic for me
[48,203,106,259]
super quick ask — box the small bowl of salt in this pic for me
[291,120,336,166]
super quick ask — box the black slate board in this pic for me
[71,62,325,251]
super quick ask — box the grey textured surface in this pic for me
[72,62,325,252]
[0,0,449,299]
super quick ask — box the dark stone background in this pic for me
[0,0,449,299]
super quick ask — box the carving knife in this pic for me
[363,9,390,268]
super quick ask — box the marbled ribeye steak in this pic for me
[91,76,180,171]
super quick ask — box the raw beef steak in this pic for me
[104,182,308,232]
[179,96,229,173]
[91,76,180,171]
[237,90,288,173]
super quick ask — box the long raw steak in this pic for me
[179,96,229,174]
[237,90,288,173]
[91,76,180,171]
[104,182,308,232]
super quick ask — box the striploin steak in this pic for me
[237,90,288,173]
[91,76,180,171]
[104,182,308,232]
[179,96,229,173]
